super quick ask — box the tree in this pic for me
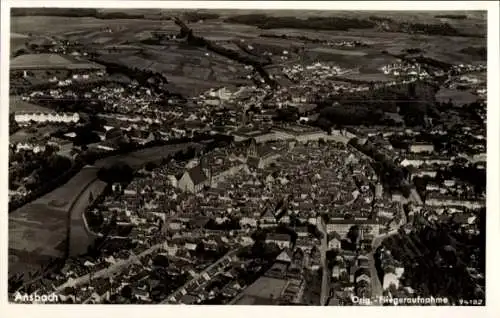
[152,254,170,267]
[121,284,133,299]
[347,225,360,246]
[145,162,157,171]
[195,242,205,255]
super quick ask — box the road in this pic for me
[409,188,423,205]
[368,202,407,302]
[67,177,107,257]
[55,243,167,292]
[317,217,329,306]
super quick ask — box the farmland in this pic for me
[9,166,106,277]
[11,11,486,98]
[9,96,53,114]
[8,141,200,277]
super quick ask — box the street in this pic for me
[317,216,329,306]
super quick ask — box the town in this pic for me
[8,8,486,306]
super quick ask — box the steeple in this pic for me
[247,138,257,158]
[200,156,212,186]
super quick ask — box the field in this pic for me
[9,96,53,114]
[9,126,61,144]
[10,32,29,54]
[435,88,479,106]
[9,166,107,277]
[336,72,396,82]
[36,166,102,209]
[10,53,102,70]
[94,142,202,169]
[233,276,288,305]
[308,47,368,56]
[11,11,486,97]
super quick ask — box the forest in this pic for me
[376,210,485,304]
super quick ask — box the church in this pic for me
[177,158,212,193]
[246,138,281,170]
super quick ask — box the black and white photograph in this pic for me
[2,0,499,313]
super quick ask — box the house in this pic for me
[276,249,293,263]
[356,255,370,268]
[295,226,309,238]
[260,206,277,224]
[178,164,210,193]
[295,239,313,253]
[331,265,347,280]
[265,233,292,249]
[239,236,254,246]
[356,273,371,284]
[240,217,258,228]
[382,272,400,291]
[328,232,342,250]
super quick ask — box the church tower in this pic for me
[200,156,212,186]
[247,138,257,158]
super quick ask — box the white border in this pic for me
[1,1,499,318]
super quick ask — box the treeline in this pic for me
[377,216,485,303]
[173,17,277,88]
[9,156,82,213]
[224,14,376,31]
[459,46,487,60]
[11,8,99,17]
[11,8,145,19]
[315,104,386,128]
[313,81,439,128]
[434,14,468,20]
[386,50,454,72]
[181,11,220,23]
[349,138,410,197]
[403,22,462,36]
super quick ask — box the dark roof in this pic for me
[187,165,207,185]
[261,206,275,219]
[355,267,371,278]
[257,145,275,158]
[328,231,342,241]
[265,233,291,242]
[247,156,261,168]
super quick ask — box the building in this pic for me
[14,112,80,124]
[246,139,281,169]
[177,163,211,193]
[265,233,292,249]
[328,232,342,250]
[382,272,400,291]
[409,143,435,154]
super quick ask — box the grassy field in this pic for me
[36,166,102,210]
[308,47,368,56]
[435,88,479,106]
[9,96,53,114]
[9,172,107,278]
[338,72,396,82]
[94,142,202,169]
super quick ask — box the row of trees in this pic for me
[349,138,410,197]
[312,81,440,128]
[224,14,376,31]
[9,154,79,212]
